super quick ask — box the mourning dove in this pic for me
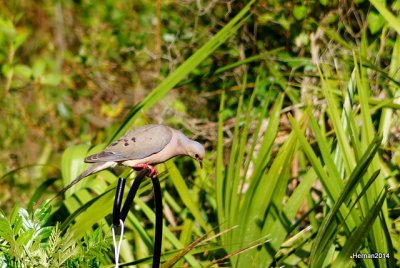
[62,124,205,194]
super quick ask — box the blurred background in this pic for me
[0,0,399,267]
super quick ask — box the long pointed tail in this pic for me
[55,162,115,198]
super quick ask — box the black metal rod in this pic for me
[151,176,163,268]
[120,169,148,222]
[113,169,163,267]
[113,178,126,226]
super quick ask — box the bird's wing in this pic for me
[84,125,173,163]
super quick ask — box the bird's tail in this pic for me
[55,162,116,198]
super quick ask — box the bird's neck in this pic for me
[175,131,192,155]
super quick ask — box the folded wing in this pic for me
[84,124,173,163]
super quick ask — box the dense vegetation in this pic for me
[0,0,399,267]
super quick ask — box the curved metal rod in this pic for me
[151,175,163,268]
[112,169,162,268]
[120,169,148,222]
[113,178,126,226]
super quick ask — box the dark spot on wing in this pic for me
[124,142,129,146]
[111,142,118,146]
[131,137,136,142]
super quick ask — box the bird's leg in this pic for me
[132,164,158,178]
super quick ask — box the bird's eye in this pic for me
[195,153,199,158]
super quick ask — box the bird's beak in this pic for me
[198,159,203,169]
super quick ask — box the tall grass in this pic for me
[2,1,398,267]
[213,56,396,266]
[56,2,256,266]
[57,6,399,267]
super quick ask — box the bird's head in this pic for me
[187,140,205,168]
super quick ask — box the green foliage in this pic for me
[0,202,110,267]
[0,0,399,267]
[214,62,395,266]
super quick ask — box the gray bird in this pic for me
[61,124,205,194]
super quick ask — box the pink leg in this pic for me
[132,164,158,178]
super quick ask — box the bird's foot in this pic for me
[132,164,158,178]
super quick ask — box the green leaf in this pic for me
[370,0,400,34]
[42,73,61,86]
[16,229,34,245]
[166,161,211,233]
[13,30,28,49]
[277,16,290,30]
[319,0,328,6]
[32,59,46,78]
[61,144,91,195]
[367,11,385,34]
[0,216,14,244]
[293,5,308,20]
[10,205,20,225]
[14,64,32,80]
[1,63,12,78]
[0,18,16,39]
[258,12,274,24]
